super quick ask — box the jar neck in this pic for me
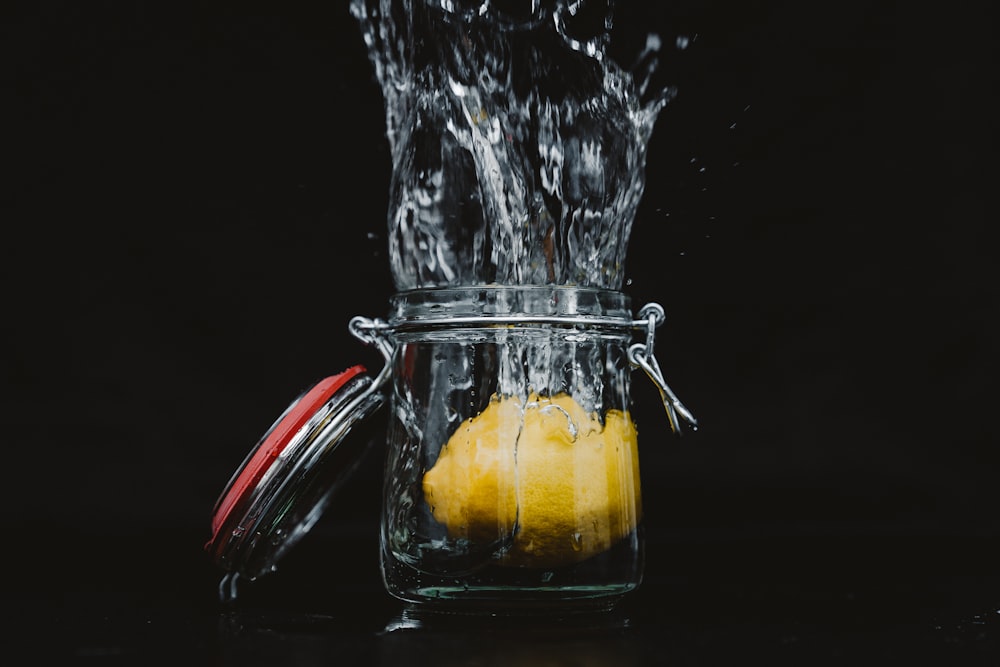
[388,285,632,326]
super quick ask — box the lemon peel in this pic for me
[422,392,641,568]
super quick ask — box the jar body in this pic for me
[379,286,643,612]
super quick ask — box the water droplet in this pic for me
[675,35,689,50]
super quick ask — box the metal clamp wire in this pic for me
[628,342,698,435]
[626,302,697,434]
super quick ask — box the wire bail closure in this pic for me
[347,299,696,436]
[627,303,698,435]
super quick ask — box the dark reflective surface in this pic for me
[8,525,999,664]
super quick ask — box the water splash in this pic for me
[351,0,675,290]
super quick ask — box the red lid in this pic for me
[205,365,384,580]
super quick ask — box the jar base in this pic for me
[383,596,634,633]
[381,528,644,616]
[389,584,634,611]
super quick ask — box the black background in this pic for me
[3,0,998,663]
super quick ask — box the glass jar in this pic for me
[206,285,695,614]
[365,285,644,612]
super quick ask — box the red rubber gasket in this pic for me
[208,365,367,544]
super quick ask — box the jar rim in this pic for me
[388,284,633,328]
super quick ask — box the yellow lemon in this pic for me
[422,393,641,568]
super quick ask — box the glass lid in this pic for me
[205,365,385,581]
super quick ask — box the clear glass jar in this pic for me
[375,285,644,612]
[206,284,695,615]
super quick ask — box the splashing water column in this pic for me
[349,0,688,611]
[350,0,673,291]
